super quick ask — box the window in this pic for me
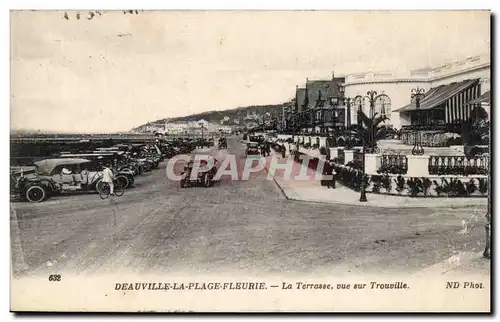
[324,110,332,123]
[330,97,339,106]
[375,94,391,120]
[353,96,363,124]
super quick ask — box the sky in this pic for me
[10,10,490,133]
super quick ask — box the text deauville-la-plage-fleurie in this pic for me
[115,282,267,291]
[114,281,409,291]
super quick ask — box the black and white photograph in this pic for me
[9,9,491,312]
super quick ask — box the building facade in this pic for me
[284,74,346,134]
[343,53,490,130]
[163,119,222,135]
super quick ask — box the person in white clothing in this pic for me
[102,164,115,195]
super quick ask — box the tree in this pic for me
[346,110,391,148]
[460,105,490,146]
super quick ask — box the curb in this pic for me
[272,178,488,209]
[284,196,487,209]
[272,176,291,200]
[263,154,290,200]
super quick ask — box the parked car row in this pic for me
[10,140,196,203]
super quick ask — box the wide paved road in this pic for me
[11,137,487,277]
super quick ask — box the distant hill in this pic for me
[133,103,287,131]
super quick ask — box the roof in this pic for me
[34,158,92,175]
[396,78,480,113]
[467,90,490,105]
[305,79,345,109]
[296,88,306,109]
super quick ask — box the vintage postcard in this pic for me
[10,10,491,312]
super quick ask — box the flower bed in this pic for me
[331,163,488,198]
[276,144,489,198]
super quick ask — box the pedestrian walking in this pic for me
[322,160,336,189]
[102,163,115,196]
[328,160,336,189]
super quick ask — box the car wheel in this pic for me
[96,180,108,193]
[116,175,130,189]
[25,185,46,203]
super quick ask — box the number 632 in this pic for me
[48,274,61,281]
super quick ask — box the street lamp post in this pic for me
[358,90,383,202]
[362,90,380,153]
[359,136,368,202]
[344,97,352,148]
[411,88,426,155]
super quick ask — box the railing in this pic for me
[379,154,408,174]
[428,155,489,176]
[400,124,446,132]
[400,131,450,147]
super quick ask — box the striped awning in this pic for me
[466,90,490,105]
[396,79,480,113]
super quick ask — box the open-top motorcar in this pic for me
[218,137,227,149]
[180,159,218,188]
[10,158,129,203]
[245,142,260,156]
[57,152,135,188]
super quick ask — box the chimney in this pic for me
[332,70,335,79]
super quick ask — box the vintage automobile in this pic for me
[57,153,135,188]
[218,137,227,149]
[245,142,260,156]
[180,159,218,188]
[249,135,265,144]
[11,158,130,203]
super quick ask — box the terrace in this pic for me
[271,135,489,199]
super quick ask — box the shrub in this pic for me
[422,178,432,196]
[406,178,423,197]
[478,178,488,195]
[345,160,363,170]
[332,157,342,164]
[433,179,444,196]
[394,176,405,194]
[381,174,392,192]
[371,175,382,193]
[466,179,477,196]
[449,179,467,197]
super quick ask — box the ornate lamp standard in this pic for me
[344,97,353,148]
[411,88,426,155]
[358,90,383,202]
[361,90,382,153]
